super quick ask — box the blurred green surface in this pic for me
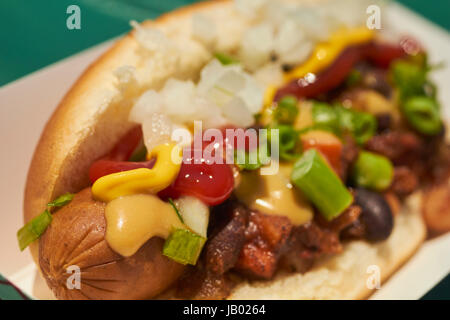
[0,0,448,299]
[0,0,449,87]
[0,0,199,87]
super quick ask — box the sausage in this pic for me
[39,188,185,300]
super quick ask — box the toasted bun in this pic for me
[24,0,426,299]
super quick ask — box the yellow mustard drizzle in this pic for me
[235,164,313,225]
[92,143,182,202]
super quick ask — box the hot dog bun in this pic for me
[24,0,426,299]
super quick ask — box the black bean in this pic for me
[376,113,392,133]
[354,188,393,242]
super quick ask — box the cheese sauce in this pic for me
[235,163,313,225]
[105,194,184,257]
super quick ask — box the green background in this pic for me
[0,0,449,87]
[0,0,448,299]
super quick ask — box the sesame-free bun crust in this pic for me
[24,0,426,299]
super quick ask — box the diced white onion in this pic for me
[291,7,331,42]
[129,90,163,124]
[253,62,284,87]
[240,23,275,71]
[175,196,210,237]
[221,96,254,127]
[279,41,313,65]
[238,74,264,114]
[130,20,172,53]
[161,79,198,123]
[141,113,173,152]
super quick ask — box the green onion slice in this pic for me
[291,149,353,220]
[163,229,206,265]
[402,96,442,135]
[47,193,74,208]
[274,95,299,124]
[17,210,53,251]
[268,125,301,161]
[337,107,376,145]
[312,102,340,133]
[214,52,238,65]
[351,151,394,191]
[18,193,74,250]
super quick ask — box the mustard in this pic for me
[105,194,185,257]
[235,164,313,225]
[92,143,182,202]
[283,26,374,82]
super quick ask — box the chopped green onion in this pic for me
[17,210,52,251]
[18,193,74,250]
[336,106,376,145]
[235,144,271,171]
[348,110,377,145]
[311,102,376,145]
[214,52,238,65]
[291,149,353,220]
[163,229,206,265]
[268,125,301,161]
[168,198,184,223]
[351,151,394,191]
[47,193,74,208]
[274,95,299,124]
[391,59,427,100]
[312,102,340,132]
[402,96,442,135]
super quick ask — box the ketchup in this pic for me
[89,127,235,206]
[158,150,234,206]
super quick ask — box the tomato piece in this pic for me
[300,130,343,174]
[89,159,155,184]
[158,150,234,206]
[107,126,143,161]
[364,41,407,69]
[89,126,146,183]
